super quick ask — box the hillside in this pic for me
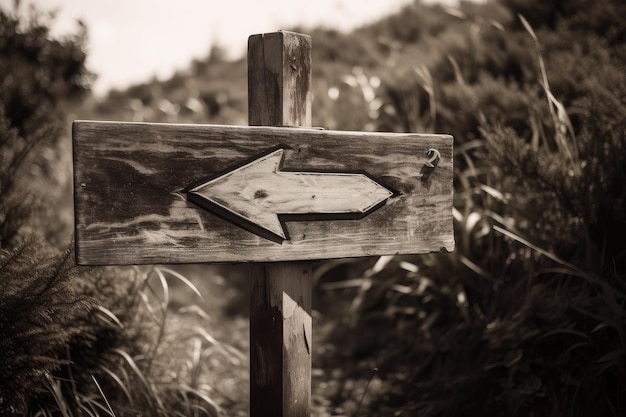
[2,0,625,415]
[75,0,626,415]
[86,1,499,131]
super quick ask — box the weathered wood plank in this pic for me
[72,122,454,264]
[248,31,311,127]
[250,263,312,417]
[187,147,394,242]
[73,121,453,264]
[248,30,313,417]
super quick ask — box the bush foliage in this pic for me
[0,6,243,417]
[0,5,92,413]
[313,1,625,416]
[1,0,624,416]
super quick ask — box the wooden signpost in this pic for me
[73,31,454,417]
[73,122,453,264]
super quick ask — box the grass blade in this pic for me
[91,375,117,417]
[95,305,124,329]
[157,266,204,300]
[99,365,134,405]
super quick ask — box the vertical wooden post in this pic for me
[248,31,312,417]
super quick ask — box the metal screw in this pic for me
[425,149,440,168]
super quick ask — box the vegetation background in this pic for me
[1,0,624,416]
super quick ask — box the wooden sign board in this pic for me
[73,121,454,264]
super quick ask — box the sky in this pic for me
[2,0,459,96]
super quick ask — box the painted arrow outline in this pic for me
[185,147,397,243]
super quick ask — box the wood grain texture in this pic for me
[248,31,311,127]
[248,30,312,417]
[187,148,394,241]
[73,121,454,264]
[250,263,312,417]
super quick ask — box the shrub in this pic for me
[315,1,625,416]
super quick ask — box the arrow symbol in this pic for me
[186,149,393,242]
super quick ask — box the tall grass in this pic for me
[28,265,245,417]
[313,7,625,417]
